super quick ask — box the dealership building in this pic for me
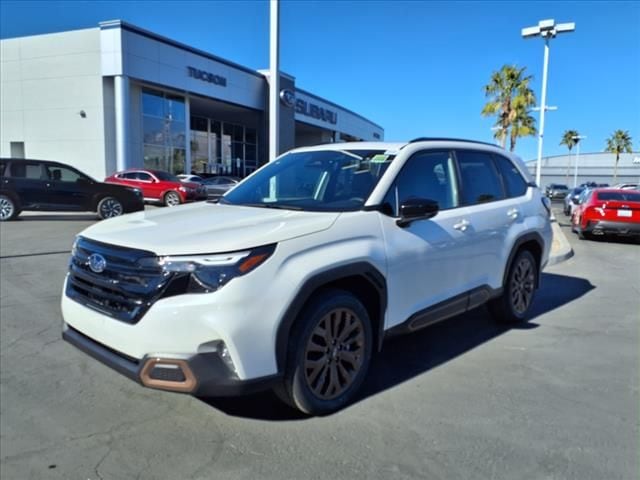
[0,20,384,180]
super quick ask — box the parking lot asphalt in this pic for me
[1,206,638,480]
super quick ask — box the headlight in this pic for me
[158,244,275,293]
[178,186,186,192]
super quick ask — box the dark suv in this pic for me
[0,158,144,221]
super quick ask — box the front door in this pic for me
[381,149,475,329]
[43,164,94,210]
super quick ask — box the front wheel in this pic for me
[489,250,538,324]
[97,196,124,219]
[277,290,373,415]
[164,191,181,207]
[0,194,19,221]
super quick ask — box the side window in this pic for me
[387,150,459,216]
[10,162,44,180]
[493,155,527,198]
[456,150,506,205]
[136,172,153,182]
[46,166,85,183]
[121,172,138,180]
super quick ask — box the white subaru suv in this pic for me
[62,139,552,415]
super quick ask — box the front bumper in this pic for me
[62,323,279,396]
[584,220,640,236]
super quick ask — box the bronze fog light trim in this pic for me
[140,358,197,393]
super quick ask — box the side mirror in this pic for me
[571,197,580,205]
[396,198,439,228]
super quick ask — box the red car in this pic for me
[571,188,640,239]
[105,169,206,207]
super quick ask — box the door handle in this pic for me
[453,219,470,231]
[507,208,519,219]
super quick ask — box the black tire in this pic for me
[97,196,124,219]
[276,289,373,415]
[489,250,538,324]
[0,194,19,221]
[164,191,181,207]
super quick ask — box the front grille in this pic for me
[66,237,173,323]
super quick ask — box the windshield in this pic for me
[222,150,395,211]
[154,171,181,182]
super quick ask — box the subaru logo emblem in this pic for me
[88,253,107,273]
[279,89,295,108]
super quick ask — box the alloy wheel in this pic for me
[165,192,180,206]
[510,257,535,314]
[303,308,365,400]
[0,196,14,221]
[99,198,123,218]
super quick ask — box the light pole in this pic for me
[269,0,280,162]
[572,135,586,188]
[522,19,575,187]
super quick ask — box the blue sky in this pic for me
[1,0,639,161]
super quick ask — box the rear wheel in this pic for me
[489,250,538,324]
[276,289,373,415]
[97,196,124,219]
[164,191,181,207]
[0,194,19,221]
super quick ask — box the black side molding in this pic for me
[385,285,501,337]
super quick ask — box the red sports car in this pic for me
[571,188,640,239]
[105,169,206,207]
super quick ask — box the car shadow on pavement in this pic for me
[200,272,595,421]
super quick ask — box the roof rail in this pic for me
[407,137,500,148]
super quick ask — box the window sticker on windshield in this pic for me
[371,154,390,163]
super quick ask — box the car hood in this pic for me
[79,202,341,255]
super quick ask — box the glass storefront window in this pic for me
[143,116,166,145]
[143,145,165,170]
[142,90,164,118]
[142,89,186,174]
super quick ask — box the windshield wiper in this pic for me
[240,203,303,211]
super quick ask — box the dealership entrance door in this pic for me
[189,97,261,178]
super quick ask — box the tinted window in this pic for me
[10,162,43,180]
[135,172,153,182]
[154,171,180,182]
[45,165,87,182]
[493,155,527,197]
[120,172,138,180]
[456,150,505,205]
[386,150,458,215]
[596,191,640,202]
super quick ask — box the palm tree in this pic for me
[560,129,580,182]
[605,130,633,183]
[482,65,537,151]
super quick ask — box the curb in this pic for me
[547,219,574,266]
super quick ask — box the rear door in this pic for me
[454,149,522,290]
[7,161,48,207]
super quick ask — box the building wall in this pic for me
[0,29,108,179]
[527,152,640,186]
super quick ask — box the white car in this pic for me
[177,174,204,183]
[62,139,552,415]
